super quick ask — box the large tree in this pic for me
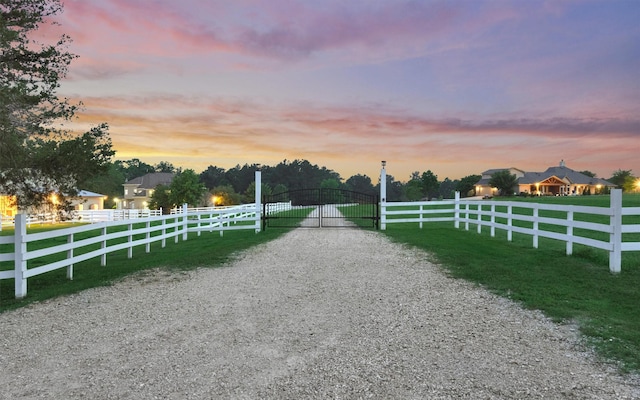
[421,170,439,200]
[169,169,206,207]
[0,0,114,210]
[344,174,376,196]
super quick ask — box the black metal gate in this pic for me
[262,188,379,229]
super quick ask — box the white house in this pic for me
[475,160,616,197]
[121,172,174,209]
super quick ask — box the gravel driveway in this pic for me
[1,228,639,399]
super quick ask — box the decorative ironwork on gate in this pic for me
[262,188,379,229]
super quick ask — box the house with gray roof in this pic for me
[122,172,174,209]
[475,160,616,197]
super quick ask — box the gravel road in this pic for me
[1,227,639,399]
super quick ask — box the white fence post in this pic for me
[255,169,262,233]
[507,204,513,242]
[454,191,460,229]
[127,222,133,259]
[464,203,469,231]
[161,218,167,248]
[380,164,387,230]
[67,233,74,280]
[14,213,28,299]
[490,203,495,237]
[101,225,107,266]
[566,210,574,255]
[532,204,539,249]
[609,189,622,273]
[182,203,188,241]
[145,221,151,253]
[477,204,482,234]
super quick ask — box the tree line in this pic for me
[78,158,485,210]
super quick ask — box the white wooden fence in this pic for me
[381,189,640,274]
[0,204,263,299]
[0,209,163,229]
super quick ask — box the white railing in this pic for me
[265,201,293,214]
[381,189,639,273]
[0,204,261,299]
[0,209,163,229]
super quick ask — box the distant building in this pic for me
[1,190,106,216]
[475,160,616,197]
[122,172,175,209]
[72,190,106,210]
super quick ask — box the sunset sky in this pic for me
[51,0,639,182]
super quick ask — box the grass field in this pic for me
[372,193,640,373]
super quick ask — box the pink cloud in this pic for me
[61,92,639,181]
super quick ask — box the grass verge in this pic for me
[380,221,640,373]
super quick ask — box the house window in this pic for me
[124,189,129,195]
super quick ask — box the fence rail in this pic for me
[0,209,163,228]
[0,204,261,299]
[381,189,639,273]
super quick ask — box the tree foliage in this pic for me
[169,169,206,207]
[114,159,155,181]
[0,0,114,210]
[404,179,423,201]
[489,170,518,196]
[199,165,227,189]
[148,184,172,213]
[421,170,439,199]
[609,169,633,189]
[211,185,241,206]
[456,174,481,198]
[344,174,376,196]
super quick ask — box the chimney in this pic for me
[560,159,565,167]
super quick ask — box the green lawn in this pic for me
[378,193,640,373]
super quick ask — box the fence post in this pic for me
[128,222,133,259]
[255,169,262,233]
[101,225,107,266]
[146,221,151,253]
[566,210,574,255]
[464,203,470,231]
[160,218,167,247]
[14,213,27,299]
[419,204,424,229]
[182,203,188,241]
[380,164,387,230]
[507,204,513,242]
[454,191,460,229]
[609,189,622,273]
[67,233,74,280]
[477,204,482,234]
[490,203,496,237]
[532,204,539,249]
